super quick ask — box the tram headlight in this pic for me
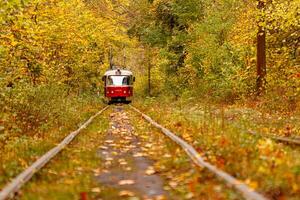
[124,91,126,94]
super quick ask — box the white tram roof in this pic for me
[104,69,133,76]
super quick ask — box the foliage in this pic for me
[133,96,300,199]
[128,0,299,110]
[0,105,109,196]
[0,0,299,198]
[0,0,131,137]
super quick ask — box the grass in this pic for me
[129,108,242,200]
[20,108,109,199]
[132,95,300,199]
[1,93,299,199]
[0,94,106,196]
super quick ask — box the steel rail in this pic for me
[0,106,109,200]
[247,130,300,145]
[130,105,268,200]
[232,124,300,146]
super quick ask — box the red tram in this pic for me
[102,68,135,104]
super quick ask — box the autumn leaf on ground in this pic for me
[99,145,108,150]
[154,195,167,200]
[133,152,144,157]
[118,158,128,165]
[119,190,135,197]
[145,143,153,148]
[92,168,101,176]
[118,180,135,185]
[169,181,178,188]
[163,154,172,158]
[125,167,132,171]
[145,166,156,175]
[185,192,194,199]
[91,187,101,193]
[105,157,113,161]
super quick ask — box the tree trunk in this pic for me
[256,0,267,96]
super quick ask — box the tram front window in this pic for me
[107,76,130,86]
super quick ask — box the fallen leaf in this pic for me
[133,152,144,157]
[124,136,132,140]
[163,154,172,158]
[155,195,167,200]
[128,197,139,200]
[64,179,74,185]
[118,158,128,165]
[169,181,178,188]
[93,168,101,176]
[91,187,101,193]
[145,143,153,148]
[105,161,112,166]
[185,192,194,199]
[48,170,57,175]
[105,157,113,161]
[125,167,132,171]
[119,190,135,197]
[145,166,156,175]
[245,179,258,189]
[118,179,135,185]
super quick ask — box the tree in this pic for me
[256,0,267,96]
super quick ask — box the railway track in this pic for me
[0,105,269,200]
[0,106,109,200]
[246,129,300,145]
[230,124,300,146]
[187,108,300,146]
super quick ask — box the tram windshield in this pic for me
[107,75,130,86]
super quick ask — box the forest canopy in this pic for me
[0,0,299,137]
[127,0,299,104]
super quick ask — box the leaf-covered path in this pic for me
[97,106,168,199]
[91,105,245,200]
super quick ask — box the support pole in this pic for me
[109,47,113,69]
[147,49,151,96]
